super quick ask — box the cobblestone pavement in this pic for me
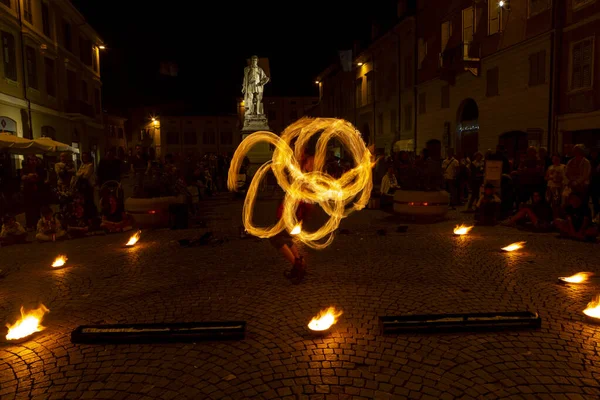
[1,192,600,399]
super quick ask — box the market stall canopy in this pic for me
[32,137,79,154]
[393,139,414,152]
[0,133,40,153]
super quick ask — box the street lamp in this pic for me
[98,45,106,50]
[357,62,363,66]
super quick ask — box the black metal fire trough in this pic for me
[380,311,541,334]
[71,321,246,344]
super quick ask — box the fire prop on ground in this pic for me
[5,305,50,341]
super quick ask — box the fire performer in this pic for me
[270,154,314,284]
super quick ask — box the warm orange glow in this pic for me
[501,241,525,252]
[357,62,363,66]
[126,230,141,246]
[584,295,600,319]
[453,225,473,235]
[308,307,343,331]
[315,80,320,84]
[51,255,68,268]
[5,305,50,341]
[98,45,106,50]
[559,272,593,284]
[227,117,375,250]
[290,224,301,235]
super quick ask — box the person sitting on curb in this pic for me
[0,215,28,245]
[475,184,501,226]
[380,166,400,208]
[36,206,66,242]
[502,191,552,231]
[555,192,598,242]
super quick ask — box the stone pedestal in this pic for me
[241,114,273,165]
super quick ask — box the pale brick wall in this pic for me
[416,33,552,156]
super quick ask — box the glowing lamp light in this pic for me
[357,62,363,66]
[98,45,106,50]
[498,0,505,7]
[308,307,343,332]
[51,255,68,268]
[315,80,320,84]
[584,295,600,321]
[559,272,593,284]
[125,230,141,247]
[453,225,473,236]
[501,241,525,252]
[5,305,50,341]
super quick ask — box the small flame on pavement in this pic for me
[51,255,68,268]
[126,230,141,246]
[290,224,302,235]
[308,307,343,331]
[559,272,593,284]
[584,295,600,319]
[501,241,526,252]
[454,225,473,235]
[5,304,50,341]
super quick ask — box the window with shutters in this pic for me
[183,131,197,145]
[528,0,552,17]
[1,31,17,81]
[404,104,412,131]
[94,88,101,114]
[573,0,596,11]
[441,85,450,109]
[366,72,374,104]
[528,50,546,86]
[63,21,72,52]
[81,80,88,103]
[220,131,233,145]
[203,130,216,145]
[44,57,56,97]
[486,67,499,97]
[24,0,32,23]
[355,77,362,107]
[570,38,594,91]
[42,2,51,37]
[25,46,38,89]
[418,92,426,114]
[441,21,452,52]
[488,1,500,35]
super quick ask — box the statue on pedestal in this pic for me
[241,55,270,132]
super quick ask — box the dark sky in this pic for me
[73,0,400,114]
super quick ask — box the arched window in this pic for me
[41,125,56,139]
[0,116,17,134]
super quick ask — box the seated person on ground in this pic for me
[380,167,400,208]
[503,191,553,230]
[0,215,27,245]
[555,192,598,242]
[66,203,90,238]
[100,194,132,233]
[36,206,66,242]
[475,183,501,225]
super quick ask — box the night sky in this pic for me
[72,0,400,115]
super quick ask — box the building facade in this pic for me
[0,0,104,161]
[158,115,240,159]
[556,0,600,155]
[315,2,416,157]
[103,113,127,158]
[416,0,555,160]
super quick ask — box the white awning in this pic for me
[393,139,414,152]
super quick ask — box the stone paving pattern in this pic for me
[1,192,600,399]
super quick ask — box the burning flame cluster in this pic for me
[454,225,473,235]
[584,296,600,319]
[308,307,343,331]
[560,272,593,284]
[501,241,526,252]
[5,305,50,341]
[51,255,68,268]
[227,117,374,249]
[126,230,141,246]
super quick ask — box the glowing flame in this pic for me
[126,230,141,246]
[227,118,376,250]
[454,225,473,235]
[308,307,343,331]
[290,224,301,235]
[51,255,68,268]
[584,295,600,319]
[501,241,525,252]
[5,304,50,341]
[559,272,593,284]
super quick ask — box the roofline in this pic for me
[57,0,104,45]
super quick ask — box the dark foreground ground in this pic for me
[1,192,600,399]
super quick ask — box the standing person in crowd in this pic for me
[97,149,122,187]
[457,152,471,204]
[466,152,484,212]
[588,148,600,218]
[488,145,511,174]
[514,146,544,206]
[545,153,566,218]
[380,166,400,208]
[74,152,97,220]
[565,144,591,202]
[131,145,150,197]
[54,152,75,193]
[21,156,45,230]
[442,149,459,209]
[539,147,552,171]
